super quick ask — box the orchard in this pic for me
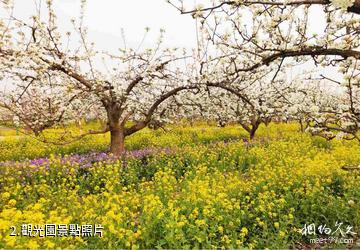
[0,0,359,249]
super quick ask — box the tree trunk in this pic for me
[249,119,261,140]
[110,127,125,157]
[249,128,256,140]
[299,119,304,132]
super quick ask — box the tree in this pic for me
[204,81,289,139]
[283,67,360,142]
[0,0,197,156]
[170,0,360,15]
[170,0,359,141]
[170,0,359,74]
[303,64,359,141]
[175,69,291,139]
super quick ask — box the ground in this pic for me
[0,123,359,249]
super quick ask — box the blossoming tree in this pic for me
[0,0,197,156]
[170,0,359,76]
[297,66,359,141]
[170,0,359,141]
[203,81,291,139]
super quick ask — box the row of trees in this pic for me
[0,0,359,155]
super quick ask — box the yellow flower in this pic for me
[221,235,231,244]
[4,235,16,247]
[38,198,46,203]
[134,230,142,238]
[240,227,248,236]
[195,219,206,226]
[33,203,42,210]
[131,244,138,250]
[177,221,185,227]
[2,192,10,200]
[274,222,280,229]
[8,199,17,207]
[27,240,39,250]
[45,240,56,248]
[278,198,286,204]
[279,231,286,238]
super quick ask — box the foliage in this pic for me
[0,123,359,249]
[0,123,246,161]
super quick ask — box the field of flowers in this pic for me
[0,123,359,249]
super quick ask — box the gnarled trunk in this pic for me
[106,105,126,157]
[249,127,257,140]
[110,127,125,157]
[299,118,304,132]
[249,118,261,140]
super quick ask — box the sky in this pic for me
[48,0,198,51]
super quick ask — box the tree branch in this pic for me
[235,48,360,73]
[178,0,360,15]
[124,86,197,136]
